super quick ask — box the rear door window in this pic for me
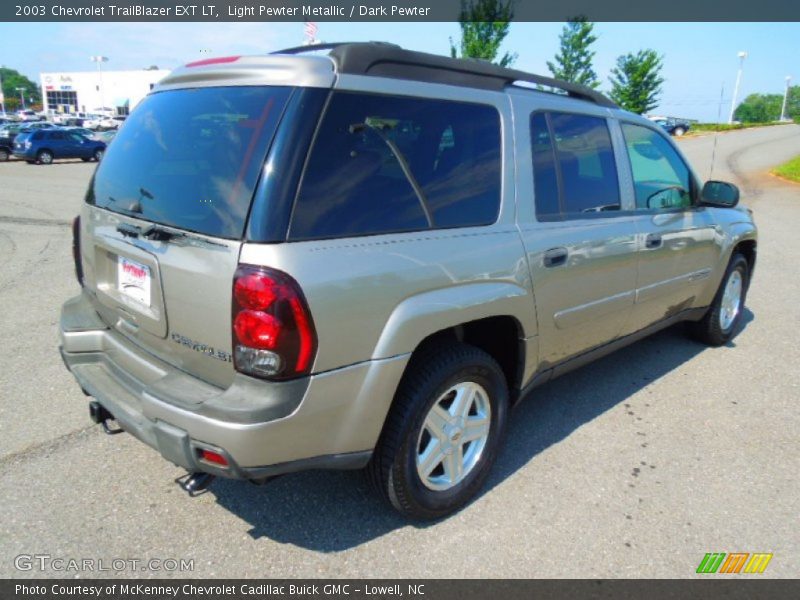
[289,91,501,240]
[88,86,292,239]
[530,111,621,219]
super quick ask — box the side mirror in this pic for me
[701,180,740,208]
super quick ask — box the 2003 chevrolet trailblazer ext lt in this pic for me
[59,42,756,519]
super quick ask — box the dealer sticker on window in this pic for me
[117,256,151,307]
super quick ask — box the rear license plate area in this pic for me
[117,256,151,307]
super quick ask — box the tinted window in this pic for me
[290,91,501,240]
[88,86,292,239]
[530,112,621,218]
[530,113,560,219]
[549,113,620,215]
[622,123,693,210]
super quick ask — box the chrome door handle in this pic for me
[543,247,568,268]
[645,234,662,249]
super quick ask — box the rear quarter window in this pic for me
[289,91,502,240]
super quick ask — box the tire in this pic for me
[0,148,9,162]
[81,157,91,162]
[37,150,53,165]
[368,341,509,520]
[673,127,686,137]
[94,149,104,162]
[688,253,749,346]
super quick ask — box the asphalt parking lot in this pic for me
[0,125,798,578]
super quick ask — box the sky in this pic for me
[1,21,798,122]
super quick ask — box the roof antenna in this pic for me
[709,82,725,180]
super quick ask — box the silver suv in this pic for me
[60,43,756,519]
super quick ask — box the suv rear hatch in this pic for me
[80,82,299,389]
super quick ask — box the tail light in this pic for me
[71,216,84,286]
[232,265,317,380]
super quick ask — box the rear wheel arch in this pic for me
[396,315,525,405]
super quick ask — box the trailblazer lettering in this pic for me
[171,332,232,363]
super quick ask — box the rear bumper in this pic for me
[59,292,410,480]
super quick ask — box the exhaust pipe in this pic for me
[179,472,216,496]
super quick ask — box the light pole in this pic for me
[0,69,5,116]
[780,76,792,122]
[728,51,747,124]
[90,55,109,114]
[16,87,26,110]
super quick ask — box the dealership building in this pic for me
[40,68,170,115]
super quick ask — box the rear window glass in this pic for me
[88,86,292,239]
[289,91,501,240]
[530,111,621,219]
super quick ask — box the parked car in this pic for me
[650,116,691,136]
[59,43,756,519]
[13,128,105,164]
[17,109,43,122]
[62,126,99,140]
[97,115,126,130]
[94,130,117,145]
[0,122,38,147]
[82,115,106,130]
[14,121,56,133]
[0,128,14,161]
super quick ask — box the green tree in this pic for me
[0,67,40,112]
[608,50,665,114]
[787,86,800,121]
[733,93,782,123]
[547,18,599,89]
[449,0,517,68]
[735,87,800,123]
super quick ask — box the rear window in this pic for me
[87,86,292,239]
[289,91,501,240]
[530,111,620,219]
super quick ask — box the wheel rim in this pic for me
[40,153,52,164]
[95,150,103,161]
[719,269,743,331]
[415,381,491,492]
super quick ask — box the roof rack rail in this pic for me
[270,41,400,56]
[271,42,617,108]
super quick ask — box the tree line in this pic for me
[0,67,41,112]
[451,0,795,122]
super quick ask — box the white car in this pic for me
[82,115,106,130]
[97,116,122,130]
[17,110,41,122]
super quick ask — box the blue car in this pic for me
[13,128,106,165]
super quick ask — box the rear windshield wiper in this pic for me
[141,224,185,242]
[115,222,226,248]
[115,222,184,242]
